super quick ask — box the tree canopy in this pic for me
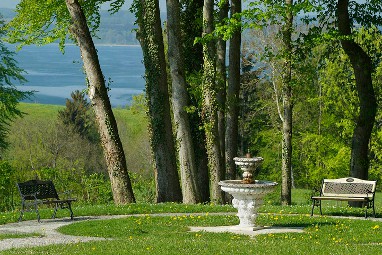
[0,16,31,151]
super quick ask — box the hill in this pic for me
[6,102,152,178]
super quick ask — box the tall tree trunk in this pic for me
[337,0,377,181]
[180,0,204,73]
[180,0,210,202]
[225,0,241,181]
[134,0,183,202]
[65,0,135,204]
[216,0,229,170]
[281,0,293,206]
[166,0,202,203]
[202,0,224,203]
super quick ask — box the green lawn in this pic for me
[1,189,382,254]
[2,213,382,254]
[0,233,41,240]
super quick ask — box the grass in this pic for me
[2,214,382,254]
[0,233,42,240]
[17,103,64,119]
[0,203,236,225]
[1,188,381,224]
[1,189,382,254]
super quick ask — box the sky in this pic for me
[0,0,17,8]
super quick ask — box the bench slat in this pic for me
[311,196,369,201]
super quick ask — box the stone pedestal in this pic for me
[219,180,277,229]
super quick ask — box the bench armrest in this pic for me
[366,190,375,199]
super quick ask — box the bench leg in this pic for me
[18,203,25,222]
[311,199,321,216]
[34,200,41,223]
[368,199,376,218]
[67,202,74,220]
[311,200,315,216]
[19,201,41,222]
[51,202,74,220]
[52,203,59,219]
[363,200,376,218]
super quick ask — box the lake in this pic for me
[12,44,145,107]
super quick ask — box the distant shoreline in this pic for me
[26,43,141,47]
[94,44,140,47]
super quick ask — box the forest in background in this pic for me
[1,1,382,209]
[0,95,154,211]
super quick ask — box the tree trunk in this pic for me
[179,0,210,202]
[216,0,229,171]
[202,0,224,203]
[166,0,202,203]
[225,0,242,181]
[180,0,204,73]
[337,0,377,181]
[281,0,293,206]
[65,0,135,204]
[135,0,183,202]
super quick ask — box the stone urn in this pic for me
[219,156,277,230]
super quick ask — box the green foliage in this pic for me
[179,0,204,73]
[1,7,139,45]
[2,102,152,209]
[58,90,99,142]
[242,24,382,190]
[128,93,147,114]
[130,172,155,203]
[5,0,113,49]
[310,0,382,30]
[0,161,17,211]
[81,173,113,204]
[0,17,31,151]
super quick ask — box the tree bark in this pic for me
[216,0,229,172]
[202,0,224,203]
[180,0,210,203]
[281,0,293,206]
[135,0,183,202]
[65,0,135,204]
[225,0,242,181]
[337,0,377,181]
[166,0,202,203]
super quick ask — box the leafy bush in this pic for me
[0,161,17,211]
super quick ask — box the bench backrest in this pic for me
[17,180,59,200]
[321,177,376,198]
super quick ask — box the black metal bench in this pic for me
[17,179,76,222]
[311,177,377,218]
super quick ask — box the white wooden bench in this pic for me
[311,177,377,218]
